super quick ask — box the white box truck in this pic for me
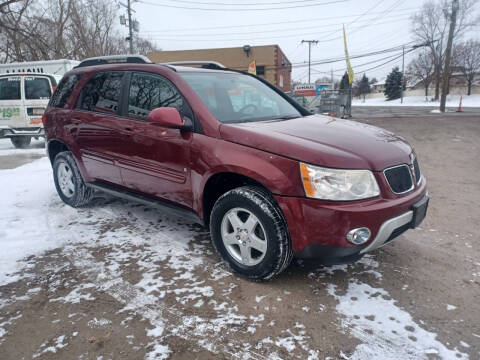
[0,59,79,77]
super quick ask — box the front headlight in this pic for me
[300,163,380,201]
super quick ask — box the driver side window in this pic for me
[128,72,192,120]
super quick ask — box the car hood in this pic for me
[219,114,413,171]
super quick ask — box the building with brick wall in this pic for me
[147,45,292,92]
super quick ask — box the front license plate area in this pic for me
[411,195,429,228]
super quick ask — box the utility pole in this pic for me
[127,0,133,54]
[301,40,318,84]
[120,0,139,54]
[440,0,459,113]
[401,45,405,104]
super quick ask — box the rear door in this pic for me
[0,76,24,128]
[73,71,125,186]
[114,71,194,208]
[23,75,53,126]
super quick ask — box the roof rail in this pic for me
[77,55,153,68]
[161,61,226,70]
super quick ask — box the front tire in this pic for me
[210,186,293,281]
[10,136,31,148]
[53,151,94,207]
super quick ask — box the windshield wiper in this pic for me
[263,115,299,122]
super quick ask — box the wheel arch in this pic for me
[47,139,70,165]
[201,170,273,226]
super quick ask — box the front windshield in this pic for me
[179,72,301,123]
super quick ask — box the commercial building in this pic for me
[147,45,292,92]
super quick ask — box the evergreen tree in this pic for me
[339,71,350,90]
[358,73,371,101]
[384,67,403,101]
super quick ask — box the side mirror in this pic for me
[147,107,185,129]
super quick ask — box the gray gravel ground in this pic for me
[0,110,479,359]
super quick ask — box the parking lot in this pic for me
[0,111,479,359]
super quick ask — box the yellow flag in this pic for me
[343,25,354,84]
[248,60,256,75]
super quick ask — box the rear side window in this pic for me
[25,77,52,99]
[50,74,80,108]
[0,77,21,100]
[128,72,191,120]
[78,72,124,114]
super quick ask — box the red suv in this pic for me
[44,56,428,281]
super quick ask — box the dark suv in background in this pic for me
[44,56,428,281]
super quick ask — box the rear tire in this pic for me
[10,136,31,148]
[53,151,94,207]
[210,186,293,281]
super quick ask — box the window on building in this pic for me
[256,66,265,75]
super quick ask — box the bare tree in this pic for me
[0,0,159,63]
[410,0,479,100]
[0,0,21,12]
[407,51,435,100]
[454,39,480,95]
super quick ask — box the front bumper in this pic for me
[275,176,428,264]
[0,126,45,138]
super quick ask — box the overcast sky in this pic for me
[127,0,480,83]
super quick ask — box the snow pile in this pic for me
[352,94,480,107]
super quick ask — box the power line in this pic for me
[314,0,406,44]
[223,44,417,72]
[168,0,338,5]
[146,16,413,42]
[138,0,349,11]
[143,13,413,37]
[335,51,405,72]
[353,48,417,74]
[141,7,419,33]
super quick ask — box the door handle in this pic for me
[71,118,82,124]
[123,127,134,133]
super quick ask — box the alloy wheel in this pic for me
[220,207,268,266]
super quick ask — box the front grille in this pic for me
[413,156,421,184]
[384,165,413,194]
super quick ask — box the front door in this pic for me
[115,71,194,209]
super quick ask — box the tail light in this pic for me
[52,86,57,92]
[42,113,46,125]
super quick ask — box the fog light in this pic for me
[346,227,371,245]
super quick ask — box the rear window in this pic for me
[25,77,52,100]
[0,77,21,100]
[50,74,81,108]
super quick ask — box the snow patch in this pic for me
[328,282,468,360]
[352,94,480,108]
